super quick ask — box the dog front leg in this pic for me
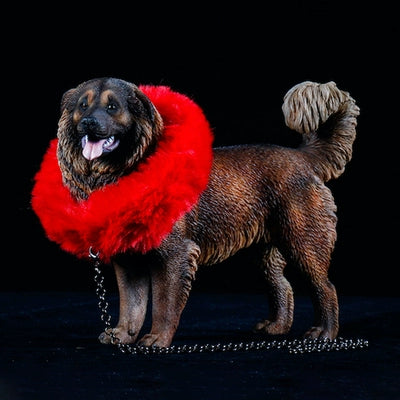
[98,258,150,345]
[138,239,200,348]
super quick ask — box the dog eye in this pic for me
[79,100,88,111]
[106,102,118,113]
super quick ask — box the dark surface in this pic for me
[1,291,399,400]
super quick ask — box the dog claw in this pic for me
[253,319,291,335]
[98,331,112,344]
[303,326,336,340]
[138,333,172,348]
[98,328,137,345]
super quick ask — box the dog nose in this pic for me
[79,116,107,139]
[80,116,99,132]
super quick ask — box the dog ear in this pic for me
[60,88,77,113]
[136,90,157,122]
[127,86,158,123]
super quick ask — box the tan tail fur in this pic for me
[282,81,360,181]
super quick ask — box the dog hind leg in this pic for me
[281,187,339,340]
[299,229,339,339]
[254,245,294,335]
[303,275,339,340]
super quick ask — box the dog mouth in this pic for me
[81,135,120,160]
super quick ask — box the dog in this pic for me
[33,77,359,348]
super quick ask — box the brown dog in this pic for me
[35,77,359,348]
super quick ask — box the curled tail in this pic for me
[282,81,360,182]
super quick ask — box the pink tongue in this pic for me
[82,139,107,160]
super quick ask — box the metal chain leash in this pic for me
[89,248,369,355]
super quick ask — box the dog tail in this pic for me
[282,81,360,182]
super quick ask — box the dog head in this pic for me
[57,77,163,200]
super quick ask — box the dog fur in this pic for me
[45,78,360,347]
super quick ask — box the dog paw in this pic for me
[98,327,137,345]
[303,326,336,340]
[253,319,291,335]
[137,333,172,348]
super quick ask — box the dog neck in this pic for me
[56,145,157,202]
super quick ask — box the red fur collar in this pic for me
[31,85,214,262]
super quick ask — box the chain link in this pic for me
[89,248,369,355]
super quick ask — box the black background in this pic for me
[4,2,398,296]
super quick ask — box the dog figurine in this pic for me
[32,78,359,348]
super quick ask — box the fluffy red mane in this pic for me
[31,85,214,262]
